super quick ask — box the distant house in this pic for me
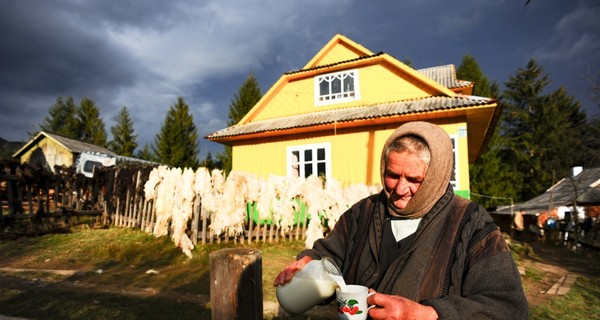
[12,131,117,174]
[495,167,600,220]
[206,34,501,198]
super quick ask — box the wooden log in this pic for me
[209,248,263,320]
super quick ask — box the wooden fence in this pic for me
[0,160,327,247]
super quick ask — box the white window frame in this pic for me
[450,135,459,189]
[287,142,331,181]
[314,69,360,106]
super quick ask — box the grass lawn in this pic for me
[0,226,598,319]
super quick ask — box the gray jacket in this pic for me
[299,187,529,319]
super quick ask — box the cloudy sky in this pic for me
[1,0,599,158]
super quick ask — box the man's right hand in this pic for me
[273,256,313,286]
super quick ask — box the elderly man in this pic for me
[274,121,529,319]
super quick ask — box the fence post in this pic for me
[209,248,263,320]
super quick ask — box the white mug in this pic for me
[336,284,375,320]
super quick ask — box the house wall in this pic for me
[232,121,471,197]
[250,64,436,122]
[19,138,74,172]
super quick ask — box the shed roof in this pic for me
[13,131,116,158]
[495,167,600,214]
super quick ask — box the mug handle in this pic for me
[367,291,376,310]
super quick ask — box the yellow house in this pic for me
[207,34,500,199]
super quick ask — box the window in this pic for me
[287,143,331,180]
[315,69,360,106]
[450,135,458,189]
[83,160,103,177]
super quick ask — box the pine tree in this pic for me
[39,96,80,138]
[500,59,588,201]
[218,74,262,174]
[457,54,496,98]
[136,143,155,161]
[153,97,200,168]
[201,152,218,170]
[78,97,107,147]
[109,107,138,157]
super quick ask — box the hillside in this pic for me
[0,137,24,159]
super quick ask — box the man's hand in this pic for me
[273,256,313,286]
[367,289,438,320]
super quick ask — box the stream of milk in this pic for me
[329,273,348,292]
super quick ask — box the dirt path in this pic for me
[515,238,600,307]
[0,238,598,319]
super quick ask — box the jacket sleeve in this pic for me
[296,198,364,271]
[422,220,530,319]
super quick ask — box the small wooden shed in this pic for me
[12,131,116,173]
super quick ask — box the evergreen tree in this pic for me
[153,97,200,168]
[218,74,262,174]
[201,152,219,170]
[500,59,587,201]
[457,54,496,98]
[136,143,155,161]
[78,97,107,147]
[39,96,80,138]
[109,106,138,157]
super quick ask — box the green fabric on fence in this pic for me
[245,198,310,226]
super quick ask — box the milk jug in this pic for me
[276,257,344,315]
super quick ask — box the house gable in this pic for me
[239,34,457,125]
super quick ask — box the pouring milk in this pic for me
[276,257,347,315]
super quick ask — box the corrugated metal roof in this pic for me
[13,131,117,158]
[495,167,600,214]
[207,95,493,139]
[43,132,117,155]
[417,64,472,89]
[44,132,117,156]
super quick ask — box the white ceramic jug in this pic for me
[276,257,343,315]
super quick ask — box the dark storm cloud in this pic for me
[0,0,156,141]
[0,0,598,154]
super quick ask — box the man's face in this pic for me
[383,150,428,210]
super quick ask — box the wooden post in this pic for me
[209,248,263,320]
[191,197,200,246]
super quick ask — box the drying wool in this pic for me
[242,171,261,203]
[211,169,225,194]
[209,171,248,237]
[170,167,196,258]
[322,178,346,227]
[153,167,179,237]
[144,166,162,200]
[256,175,277,222]
[142,165,383,254]
[193,167,214,220]
[304,209,327,249]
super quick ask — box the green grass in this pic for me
[530,276,600,319]
[1,227,599,319]
[0,226,310,319]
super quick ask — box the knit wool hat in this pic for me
[380,121,454,219]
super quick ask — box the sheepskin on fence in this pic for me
[143,166,381,256]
